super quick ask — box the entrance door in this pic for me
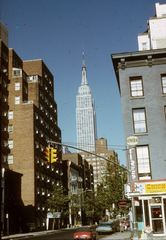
[150,205,164,234]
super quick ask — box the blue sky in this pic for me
[2,0,166,166]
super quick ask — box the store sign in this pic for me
[126,136,139,146]
[129,148,138,181]
[145,183,166,193]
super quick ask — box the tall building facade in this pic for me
[112,2,166,237]
[6,48,62,230]
[76,53,97,152]
[80,138,118,188]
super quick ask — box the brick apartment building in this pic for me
[5,47,62,230]
[80,138,118,188]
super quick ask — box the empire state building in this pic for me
[76,53,97,152]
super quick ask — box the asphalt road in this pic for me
[24,227,94,240]
[20,227,131,240]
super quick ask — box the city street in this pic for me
[2,227,131,240]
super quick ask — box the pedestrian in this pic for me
[120,220,124,233]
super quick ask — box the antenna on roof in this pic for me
[82,45,85,67]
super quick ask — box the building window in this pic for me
[15,96,20,104]
[130,77,143,97]
[142,42,147,50]
[100,153,105,156]
[161,75,166,94]
[15,82,20,90]
[8,155,13,164]
[8,111,13,119]
[8,125,13,133]
[133,108,147,133]
[8,140,13,149]
[136,146,151,179]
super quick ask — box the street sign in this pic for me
[126,136,139,146]
[128,191,140,197]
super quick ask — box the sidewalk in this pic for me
[2,229,60,240]
[102,230,131,239]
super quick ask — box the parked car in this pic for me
[74,228,96,240]
[96,221,117,235]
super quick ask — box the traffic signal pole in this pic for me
[47,140,129,173]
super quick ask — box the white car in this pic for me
[96,222,117,235]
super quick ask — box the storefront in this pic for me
[134,180,166,237]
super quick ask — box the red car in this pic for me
[74,231,96,240]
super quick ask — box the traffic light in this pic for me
[119,199,131,208]
[51,148,57,163]
[45,147,50,162]
[119,199,127,208]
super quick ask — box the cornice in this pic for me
[117,56,166,70]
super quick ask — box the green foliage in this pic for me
[97,155,128,217]
[82,190,95,223]
[30,227,36,232]
[46,184,69,214]
[69,189,82,216]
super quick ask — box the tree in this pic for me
[99,155,127,219]
[46,184,69,229]
[82,190,95,225]
[46,184,69,213]
[95,185,107,222]
[69,189,83,226]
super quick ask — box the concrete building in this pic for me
[76,52,97,152]
[80,138,118,188]
[138,3,166,51]
[111,3,166,237]
[7,47,62,231]
[62,153,94,192]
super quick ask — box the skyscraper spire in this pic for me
[82,51,85,68]
[81,51,88,85]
